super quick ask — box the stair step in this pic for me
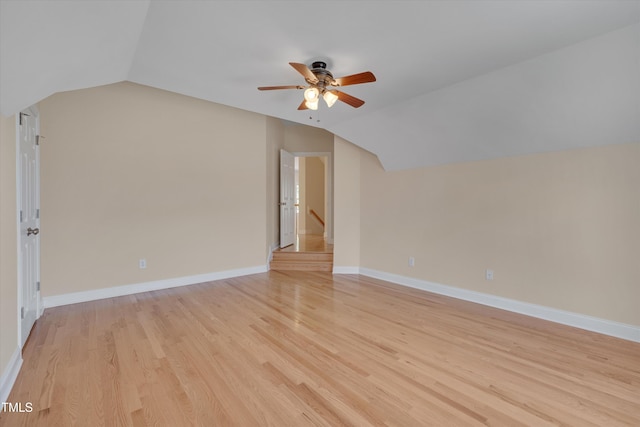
[270,248,333,272]
[271,252,333,263]
[270,260,333,272]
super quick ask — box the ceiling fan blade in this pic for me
[258,85,304,91]
[297,99,308,110]
[332,71,376,87]
[289,62,319,84]
[333,90,365,108]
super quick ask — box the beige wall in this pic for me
[0,114,18,375]
[303,157,325,235]
[333,137,362,268]
[39,82,267,297]
[266,117,284,251]
[297,156,326,236]
[283,125,333,153]
[360,142,640,326]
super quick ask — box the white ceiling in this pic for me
[1,1,639,170]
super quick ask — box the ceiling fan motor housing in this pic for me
[309,61,334,89]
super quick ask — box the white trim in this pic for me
[14,112,21,359]
[0,347,22,406]
[359,268,640,343]
[16,105,42,350]
[332,266,360,275]
[291,151,330,158]
[267,242,279,266]
[43,265,268,309]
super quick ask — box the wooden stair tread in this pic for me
[270,250,333,272]
[270,261,333,272]
[272,252,333,262]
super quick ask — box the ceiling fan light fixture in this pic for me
[323,90,338,108]
[304,87,319,102]
[305,99,319,110]
[258,61,375,110]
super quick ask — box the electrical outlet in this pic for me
[485,269,494,281]
[139,258,147,269]
[408,256,415,267]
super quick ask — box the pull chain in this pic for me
[309,109,321,123]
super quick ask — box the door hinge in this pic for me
[37,281,40,291]
[20,210,23,222]
[19,112,30,126]
[36,209,40,219]
[36,135,45,145]
[21,307,25,319]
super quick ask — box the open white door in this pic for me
[280,149,295,248]
[18,107,40,347]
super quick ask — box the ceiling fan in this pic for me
[258,61,376,110]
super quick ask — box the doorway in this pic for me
[279,150,333,250]
[17,106,41,348]
[294,152,332,245]
[273,149,334,271]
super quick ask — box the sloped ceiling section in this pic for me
[1,1,639,171]
[331,24,640,170]
[0,0,150,116]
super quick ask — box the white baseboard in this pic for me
[267,243,279,265]
[43,265,268,309]
[0,347,22,406]
[332,266,360,274]
[39,264,640,342]
[359,268,640,343]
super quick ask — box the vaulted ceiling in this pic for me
[1,1,638,170]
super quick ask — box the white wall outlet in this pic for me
[139,258,147,269]
[485,269,494,280]
[408,256,415,267]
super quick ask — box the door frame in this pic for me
[16,104,42,348]
[291,151,333,244]
[280,149,296,248]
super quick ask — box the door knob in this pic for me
[27,227,39,236]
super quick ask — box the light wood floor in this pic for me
[277,234,333,253]
[2,272,639,426]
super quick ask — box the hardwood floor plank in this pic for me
[2,271,639,426]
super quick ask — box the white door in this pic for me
[280,149,295,248]
[18,108,40,347]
